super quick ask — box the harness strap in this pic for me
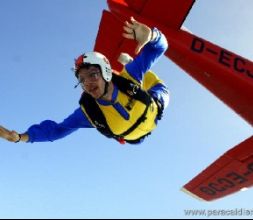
[79,93,114,138]
[112,75,149,105]
[118,95,152,138]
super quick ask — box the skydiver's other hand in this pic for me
[0,126,20,142]
[122,17,154,54]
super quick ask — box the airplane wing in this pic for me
[94,0,195,71]
[107,0,195,30]
[182,136,253,201]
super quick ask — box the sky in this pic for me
[0,0,253,218]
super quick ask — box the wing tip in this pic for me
[181,187,207,202]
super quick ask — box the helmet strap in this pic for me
[98,81,109,99]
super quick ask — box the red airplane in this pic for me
[93,0,253,201]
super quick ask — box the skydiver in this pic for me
[0,17,169,145]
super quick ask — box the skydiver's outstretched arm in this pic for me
[0,108,94,144]
[0,126,29,143]
[122,17,168,82]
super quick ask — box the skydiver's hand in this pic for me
[0,126,20,142]
[123,17,154,54]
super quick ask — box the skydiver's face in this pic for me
[77,66,106,99]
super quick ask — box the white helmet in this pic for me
[74,52,112,82]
